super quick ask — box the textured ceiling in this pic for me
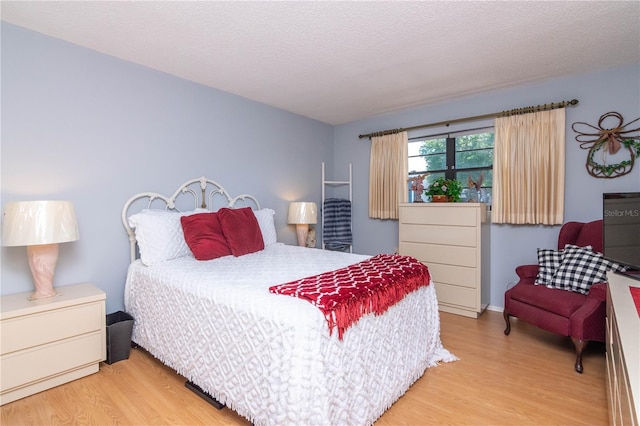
[2,1,639,125]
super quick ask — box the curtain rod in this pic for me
[358,99,579,139]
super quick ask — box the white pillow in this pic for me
[128,209,203,266]
[253,208,277,246]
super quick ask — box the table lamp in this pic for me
[2,200,79,300]
[288,202,317,247]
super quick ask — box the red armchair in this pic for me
[503,220,606,373]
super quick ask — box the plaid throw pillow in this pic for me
[549,245,621,294]
[535,248,563,286]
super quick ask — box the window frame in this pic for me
[408,126,494,202]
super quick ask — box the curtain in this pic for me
[492,109,565,225]
[368,131,408,219]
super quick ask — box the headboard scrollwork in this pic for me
[122,176,260,262]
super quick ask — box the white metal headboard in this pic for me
[122,176,260,262]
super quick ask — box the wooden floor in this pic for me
[1,310,608,425]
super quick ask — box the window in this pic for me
[408,129,494,202]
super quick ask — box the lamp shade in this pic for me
[288,202,317,225]
[2,201,79,247]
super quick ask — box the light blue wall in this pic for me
[334,63,640,309]
[2,22,639,313]
[1,23,333,312]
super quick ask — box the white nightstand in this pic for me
[0,283,106,405]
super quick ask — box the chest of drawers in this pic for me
[399,203,490,318]
[0,283,106,405]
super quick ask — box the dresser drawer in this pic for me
[1,302,104,355]
[1,331,103,392]
[427,263,477,289]
[434,282,478,310]
[400,205,478,226]
[400,223,477,247]
[400,242,477,268]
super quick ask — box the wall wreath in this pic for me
[572,111,640,178]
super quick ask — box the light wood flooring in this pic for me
[1,310,608,425]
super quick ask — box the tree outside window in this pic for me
[408,131,494,202]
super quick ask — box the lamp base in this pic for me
[27,289,59,301]
[27,243,60,301]
[295,224,309,247]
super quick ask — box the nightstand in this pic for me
[0,283,106,405]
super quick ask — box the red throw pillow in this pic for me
[180,212,232,260]
[218,207,265,256]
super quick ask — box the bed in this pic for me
[122,176,455,426]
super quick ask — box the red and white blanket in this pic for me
[269,253,431,339]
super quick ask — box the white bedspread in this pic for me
[125,243,455,426]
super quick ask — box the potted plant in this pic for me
[425,177,463,202]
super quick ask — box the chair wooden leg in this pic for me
[503,310,511,336]
[571,337,588,373]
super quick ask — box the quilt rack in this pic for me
[321,162,353,252]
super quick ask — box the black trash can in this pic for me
[105,311,134,364]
